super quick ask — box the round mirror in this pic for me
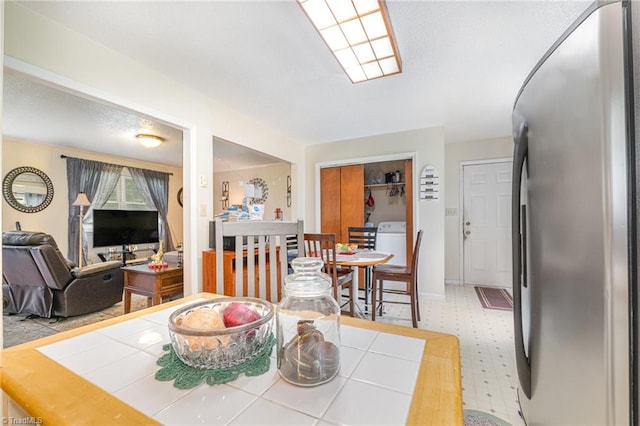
[3,167,54,213]
[177,187,183,207]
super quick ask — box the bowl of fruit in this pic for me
[168,297,273,369]
[335,243,358,255]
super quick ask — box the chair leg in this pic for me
[377,281,384,316]
[409,282,418,328]
[371,277,378,322]
[415,280,421,323]
[349,281,355,317]
[364,266,371,313]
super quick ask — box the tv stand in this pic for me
[97,245,156,265]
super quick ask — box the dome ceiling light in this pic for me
[136,133,165,148]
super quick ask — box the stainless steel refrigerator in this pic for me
[512,1,638,424]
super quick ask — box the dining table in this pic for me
[335,250,394,317]
[1,292,463,425]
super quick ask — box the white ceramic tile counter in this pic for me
[2,293,463,425]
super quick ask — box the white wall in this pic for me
[444,137,513,283]
[213,163,293,220]
[3,3,306,294]
[305,127,446,299]
[2,138,184,262]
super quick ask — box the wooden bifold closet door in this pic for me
[320,164,364,242]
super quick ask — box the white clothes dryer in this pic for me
[376,221,406,266]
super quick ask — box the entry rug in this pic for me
[464,409,511,426]
[155,334,275,389]
[474,286,513,311]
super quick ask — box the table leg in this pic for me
[350,266,367,319]
[124,290,132,314]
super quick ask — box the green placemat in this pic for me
[155,334,276,389]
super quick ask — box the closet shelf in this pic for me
[365,182,405,189]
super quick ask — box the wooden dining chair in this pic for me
[303,232,355,316]
[347,226,378,310]
[371,229,423,328]
[347,226,378,250]
[215,219,304,302]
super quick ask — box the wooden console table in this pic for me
[122,263,184,313]
[202,248,282,299]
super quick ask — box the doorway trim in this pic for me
[314,152,417,232]
[458,157,512,286]
[3,56,198,294]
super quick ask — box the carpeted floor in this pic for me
[3,294,151,348]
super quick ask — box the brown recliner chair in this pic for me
[2,231,124,318]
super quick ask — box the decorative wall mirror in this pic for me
[248,177,269,204]
[2,166,54,213]
[177,187,183,207]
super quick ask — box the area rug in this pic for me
[464,409,511,426]
[3,294,151,348]
[474,286,513,311]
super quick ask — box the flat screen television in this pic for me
[93,209,159,248]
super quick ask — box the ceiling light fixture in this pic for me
[298,0,402,83]
[136,134,165,148]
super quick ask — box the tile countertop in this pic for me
[2,293,463,425]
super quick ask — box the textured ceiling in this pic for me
[5,0,592,164]
[3,71,185,167]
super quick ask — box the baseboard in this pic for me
[445,279,461,286]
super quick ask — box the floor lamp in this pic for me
[72,192,92,267]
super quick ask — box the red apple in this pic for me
[223,302,261,327]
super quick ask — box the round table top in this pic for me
[334,250,393,266]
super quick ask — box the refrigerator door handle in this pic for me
[512,120,532,399]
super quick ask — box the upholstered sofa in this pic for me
[2,231,124,318]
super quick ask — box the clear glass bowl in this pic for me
[168,297,274,369]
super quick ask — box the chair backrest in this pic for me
[215,219,304,302]
[2,231,72,290]
[348,226,377,250]
[410,230,424,278]
[303,233,340,300]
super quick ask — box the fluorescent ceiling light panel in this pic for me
[327,0,357,21]
[298,0,401,83]
[301,0,335,29]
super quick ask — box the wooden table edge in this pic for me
[2,293,462,425]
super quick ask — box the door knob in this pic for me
[465,221,471,226]
[464,230,471,236]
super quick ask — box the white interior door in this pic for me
[462,161,512,287]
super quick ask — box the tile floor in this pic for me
[3,285,524,425]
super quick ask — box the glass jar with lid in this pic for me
[276,257,341,386]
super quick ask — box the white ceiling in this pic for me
[4,0,592,165]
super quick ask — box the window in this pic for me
[103,169,154,211]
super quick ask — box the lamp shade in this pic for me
[72,192,92,207]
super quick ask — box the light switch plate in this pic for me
[445,208,457,216]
